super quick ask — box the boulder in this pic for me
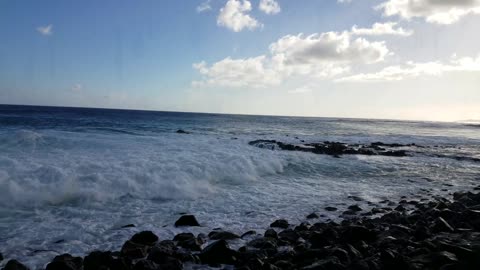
[270,219,289,229]
[208,230,240,240]
[130,231,159,246]
[199,240,238,265]
[2,260,29,270]
[46,254,83,270]
[175,215,200,227]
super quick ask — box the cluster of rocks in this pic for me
[3,190,480,270]
[248,140,417,157]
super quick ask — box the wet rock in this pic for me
[241,230,257,239]
[0,252,3,262]
[121,224,136,228]
[46,254,83,270]
[132,260,158,270]
[199,240,238,265]
[121,240,148,259]
[248,237,278,250]
[173,233,195,242]
[175,215,200,227]
[84,251,130,270]
[325,207,338,212]
[264,229,278,239]
[278,229,300,243]
[176,129,189,134]
[432,217,455,233]
[2,260,29,270]
[270,219,289,229]
[342,225,377,242]
[208,230,240,240]
[348,205,363,212]
[130,231,159,246]
[331,248,350,265]
[307,213,319,219]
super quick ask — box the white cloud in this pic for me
[377,0,480,24]
[193,31,390,88]
[217,0,261,32]
[37,24,53,36]
[351,22,413,36]
[197,0,212,13]
[259,0,281,15]
[288,86,313,94]
[337,54,480,82]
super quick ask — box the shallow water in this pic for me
[0,105,479,269]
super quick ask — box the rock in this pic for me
[431,251,458,267]
[121,240,148,259]
[348,205,362,212]
[241,230,257,239]
[278,229,300,243]
[2,260,29,270]
[175,215,200,227]
[0,252,3,262]
[46,254,83,270]
[331,248,350,265]
[176,129,189,134]
[264,229,278,239]
[121,224,136,228]
[325,207,338,212]
[432,217,455,233]
[208,230,240,240]
[173,233,195,242]
[270,219,289,229]
[302,258,345,270]
[307,213,319,219]
[178,237,203,251]
[199,240,238,265]
[130,231,159,245]
[248,237,278,250]
[132,260,158,270]
[342,225,377,242]
[84,251,130,270]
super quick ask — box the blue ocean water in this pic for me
[0,105,480,269]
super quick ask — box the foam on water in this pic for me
[1,106,480,269]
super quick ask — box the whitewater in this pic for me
[1,105,479,269]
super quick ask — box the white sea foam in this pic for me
[1,115,480,269]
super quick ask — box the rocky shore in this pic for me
[3,188,480,270]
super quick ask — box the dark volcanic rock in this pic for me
[270,219,289,229]
[199,240,238,265]
[325,207,338,212]
[264,229,278,239]
[208,230,240,240]
[2,260,29,270]
[130,231,159,245]
[241,230,257,239]
[175,215,200,227]
[46,254,83,270]
[307,212,319,219]
[84,251,130,270]
[121,240,148,259]
[0,253,3,262]
[176,129,189,134]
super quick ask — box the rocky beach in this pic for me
[3,186,480,270]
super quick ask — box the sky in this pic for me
[0,0,479,122]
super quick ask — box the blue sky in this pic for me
[1,0,480,121]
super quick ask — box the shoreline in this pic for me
[3,187,480,270]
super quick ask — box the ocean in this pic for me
[0,104,479,269]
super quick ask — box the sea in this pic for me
[0,104,479,269]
